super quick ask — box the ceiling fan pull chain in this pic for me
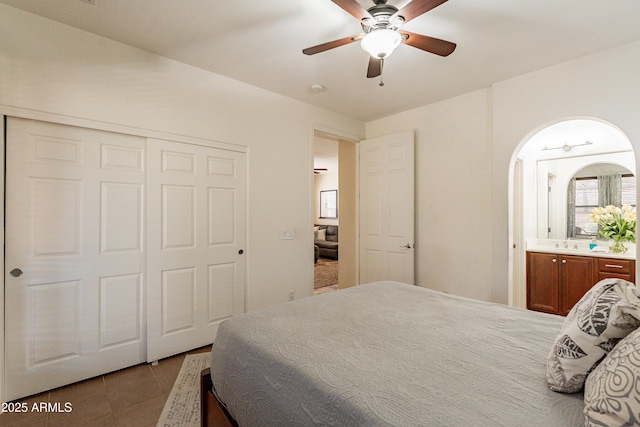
[379,59,385,86]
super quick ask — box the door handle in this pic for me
[399,244,413,249]
[10,268,23,277]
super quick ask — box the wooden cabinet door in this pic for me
[527,252,560,314]
[560,255,595,315]
[526,252,631,316]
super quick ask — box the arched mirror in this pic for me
[567,163,636,238]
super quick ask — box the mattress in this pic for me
[210,281,584,426]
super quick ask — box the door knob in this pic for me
[399,243,413,249]
[10,268,23,277]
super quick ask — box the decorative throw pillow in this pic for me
[584,326,640,426]
[546,278,640,393]
[316,229,326,241]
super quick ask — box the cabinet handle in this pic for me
[605,264,624,269]
[552,259,557,263]
[562,259,566,264]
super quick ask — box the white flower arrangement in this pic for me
[588,204,636,253]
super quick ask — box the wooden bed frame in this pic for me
[200,368,238,427]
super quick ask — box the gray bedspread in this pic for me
[210,281,584,426]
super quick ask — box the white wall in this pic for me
[366,40,640,304]
[0,4,364,313]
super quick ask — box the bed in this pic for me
[202,281,585,426]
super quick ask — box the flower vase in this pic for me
[610,240,627,254]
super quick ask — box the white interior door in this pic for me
[359,130,415,284]
[146,139,246,362]
[5,118,146,401]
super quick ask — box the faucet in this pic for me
[562,239,569,249]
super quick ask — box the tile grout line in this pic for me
[102,374,117,427]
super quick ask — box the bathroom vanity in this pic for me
[526,242,635,316]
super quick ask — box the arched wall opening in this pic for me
[509,118,636,308]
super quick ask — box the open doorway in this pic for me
[313,131,357,294]
[314,135,339,294]
[510,118,635,308]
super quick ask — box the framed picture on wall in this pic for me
[320,189,338,218]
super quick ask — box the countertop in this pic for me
[526,240,636,260]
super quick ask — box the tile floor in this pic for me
[0,345,212,427]
[314,284,339,295]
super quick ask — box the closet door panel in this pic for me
[101,182,143,253]
[99,273,142,349]
[208,263,236,322]
[147,139,246,362]
[161,267,197,334]
[162,185,196,249]
[5,118,146,401]
[208,187,236,245]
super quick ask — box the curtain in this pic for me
[567,178,576,238]
[598,175,622,207]
[568,174,623,238]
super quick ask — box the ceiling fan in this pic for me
[302,0,456,84]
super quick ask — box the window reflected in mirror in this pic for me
[568,163,636,238]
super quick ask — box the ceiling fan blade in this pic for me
[400,31,456,56]
[331,0,372,21]
[394,0,448,24]
[367,57,382,78]
[303,34,363,55]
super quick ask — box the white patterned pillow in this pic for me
[547,279,640,393]
[584,326,640,426]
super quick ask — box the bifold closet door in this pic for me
[5,118,146,401]
[146,139,246,362]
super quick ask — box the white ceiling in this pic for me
[3,0,640,122]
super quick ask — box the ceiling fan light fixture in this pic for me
[361,28,402,59]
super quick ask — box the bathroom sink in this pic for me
[525,240,635,259]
